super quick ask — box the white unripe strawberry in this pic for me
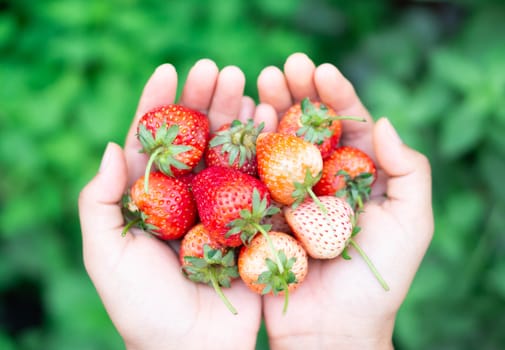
[284,195,354,259]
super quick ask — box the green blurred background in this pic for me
[1,0,504,349]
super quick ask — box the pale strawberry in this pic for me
[238,231,308,313]
[256,132,323,208]
[285,195,390,291]
[284,196,354,259]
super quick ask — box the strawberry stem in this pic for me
[282,280,290,315]
[122,218,141,237]
[337,115,367,123]
[209,270,238,315]
[348,238,390,291]
[307,188,327,215]
[253,223,284,274]
[144,147,164,193]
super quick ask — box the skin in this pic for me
[257,53,433,349]
[79,60,265,350]
[79,53,433,350]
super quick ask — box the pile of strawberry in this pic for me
[122,99,389,315]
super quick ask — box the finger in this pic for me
[207,65,246,132]
[238,96,256,123]
[253,103,279,132]
[314,63,375,157]
[79,143,132,272]
[124,64,178,184]
[374,117,433,234]
[257,65,292,115]
[283,52,317,102]
[345,118,433,294]
[179,58,219,112]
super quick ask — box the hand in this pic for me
[78,60,269,350]
[256,53,434,349]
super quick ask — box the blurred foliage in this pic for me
[0,0,504,349]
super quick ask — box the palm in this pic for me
[81,60,267,349]
[263,199,424,343]
[257,53,433,348]
[95,230,261,349]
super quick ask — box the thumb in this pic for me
[373,118,434,237]
[79,142,131,272]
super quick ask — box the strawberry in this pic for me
[122,171,197,240]
[313,146,377,210]
[180,223,239,314]
[277,98,364,159]
[137,104,210,191]
[285,195,390,291]
[284,196,354,259]
[205,119,263,176]
[191,166,278,247]
[177,172,197,192]
[256,132,323,208]
[238,231,308,313]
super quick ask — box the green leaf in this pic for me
[431,48,482,93]
[440,102,488,158]
[478,149,505,202]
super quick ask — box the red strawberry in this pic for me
[285,195,389,291]
[256,132,323,208]
[313,146,377,210]
[191,166,278,247]
[238,231,308,313]
[180,223,239,314]
[284,196,354,259]
[205,119,263,176]
[122,171,197,240]
[277,98,364,159]
[137,104,210,190]
[177,172,197,192]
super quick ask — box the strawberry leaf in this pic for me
[255,250,297,296]
[121,193,161,236]
[182,245,239,313]
[291,168,322,209]
[226,188,280,245]
[334,169,374,210]
[138,123,193,178]
[209,119,264,167]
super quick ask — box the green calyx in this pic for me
[138,123,193,192]
[296,97,366,145]
[226,188,280,246]
[209,119,264,167]
[257,250,297,314]
[335,170,374,210]
[291,168,322,210]
[120,193,159,237]
[227,189,285,275]
[182,244,239,315]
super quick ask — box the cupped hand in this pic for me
[257,53,434,349]
[78,60,267,350]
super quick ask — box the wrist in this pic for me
[268,316,395,350]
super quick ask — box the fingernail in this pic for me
[99,143,113,173]
[383,118,403,145]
